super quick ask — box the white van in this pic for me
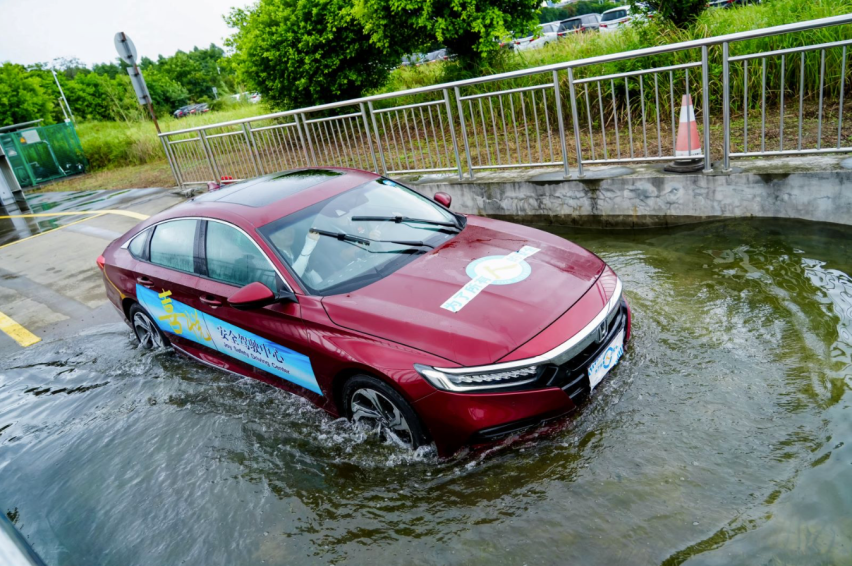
[599,6,634,33]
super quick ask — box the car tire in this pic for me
[129,303,169,350]
[343,375,428,449]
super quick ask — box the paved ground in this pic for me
[0,188,184,356]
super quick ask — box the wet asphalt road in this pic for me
[1,189,851,566]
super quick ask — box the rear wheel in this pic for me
[343,375,427,449]
[129,304,168,349]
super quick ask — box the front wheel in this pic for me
[129,303,168,349]
[343,375,428,449]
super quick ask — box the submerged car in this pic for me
[98,169,631,456]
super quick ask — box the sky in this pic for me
[0,0,252,67]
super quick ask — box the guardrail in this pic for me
[159,14,852,186]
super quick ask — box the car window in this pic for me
[541,23,559,34]
[560,19,581,31]
[602,9,628,21]
[259,178,459,296]
[205,221,279,289]
[149,220,197,273]
[128,229,150,259]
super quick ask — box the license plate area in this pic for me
[588,330,624,390]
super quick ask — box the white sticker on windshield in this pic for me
[440,245,539,313]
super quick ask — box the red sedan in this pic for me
[99,168,631,456]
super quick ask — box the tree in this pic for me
[635,0,707,28]
[225,0,403,109]
[0,64,56,126]
[354,0,540,66]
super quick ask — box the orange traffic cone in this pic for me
[665,94,704,173]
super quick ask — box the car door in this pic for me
[186,219,322,398]
[133,218,214,352]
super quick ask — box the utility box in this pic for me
[0,141,25,207]
[0,121,87,188]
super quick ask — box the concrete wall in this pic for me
[405,157,852,227]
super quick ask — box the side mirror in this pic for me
[228,282,280,311]
[434,192,452,209]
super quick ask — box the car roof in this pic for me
[603,5,630,12]
[143,167,380,232]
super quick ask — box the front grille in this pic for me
[537,300,628,403]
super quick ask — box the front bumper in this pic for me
[415,299,631,457]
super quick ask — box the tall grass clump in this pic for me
[77,103,270,171]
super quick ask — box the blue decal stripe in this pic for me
[136,285,321,395]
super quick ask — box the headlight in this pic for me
[414,363,539,392]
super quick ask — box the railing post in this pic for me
[552,70,571,179]
[243,123,263,177]
[159,136,182,188]
[443,89,465,181]
[367,101,388,174]
[453,87,474,180]
[198,130,221,182]
[565,68,584,178]
[294,113,315,166]
[722,41,731,172]
[701,46,713,173]
[359,103,379,173]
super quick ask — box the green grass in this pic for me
[76,103,271,172]
[31,161,176,193]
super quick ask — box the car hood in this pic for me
[321,217,605,366]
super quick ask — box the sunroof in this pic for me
[194,169,342,207]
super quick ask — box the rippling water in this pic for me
[1,218,851,566]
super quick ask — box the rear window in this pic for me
[560,19,582,31]
[128,229,150,259]
[194,169,342,207]
[602,10,628,21]
[540,23,559,34]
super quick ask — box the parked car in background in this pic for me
[401,53,427,66]
[514,22,560,51]
[191,103,210,115]
[708,0,761,7]
[424,49,449,63]
[173,105,193,119]
[99,168,631,457]
[599,6,633,33]
[557,14,601,35]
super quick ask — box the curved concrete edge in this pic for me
[407,163,852,228]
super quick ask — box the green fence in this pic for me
[0,122,87,188]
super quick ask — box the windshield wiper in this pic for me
[311,228,371,245]
[311,228,434,249]
[351,215,460,230]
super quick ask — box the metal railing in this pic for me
[159,14,852,186]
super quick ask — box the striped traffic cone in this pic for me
[665,94,704,173]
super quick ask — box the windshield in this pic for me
[602,9,628,22]
[259,178,460,296]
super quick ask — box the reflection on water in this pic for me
[1,219,850,565]
[0,188,161,247]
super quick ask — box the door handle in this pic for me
[200,295,222,307]
[136,276,154,288]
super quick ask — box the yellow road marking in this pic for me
[0,310,41,347]
[0,213,107,251]
[0,209,149,221]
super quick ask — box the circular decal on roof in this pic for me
[466,255,533,285]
